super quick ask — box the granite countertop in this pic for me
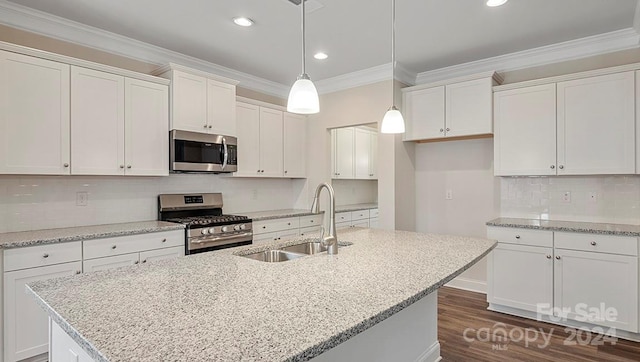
[487,217,640,237]
[27,228,496,362]
[238,209,322,221]
[0,221,185,249]
[335,203,378,213]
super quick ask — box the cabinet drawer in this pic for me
[300,226,322,238]
[487,226,553,248]
[83,230,184,260]
[352,220,369,228]
[369,208,379,218]
[300,214,323,228]
[351,210,370,221]
[555,232,637,256]
[336,212,352,223]
[4,241,82,272]
[83,253,140,273]
[336,221,352,229]
[253,217,299,235]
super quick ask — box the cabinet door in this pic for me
[445,77,493,137]
[352,220,370,228]
[494,84,557,176]
[259,107,284,177]
[207,79,236,136]
[369,218,379,229]
[139,246,184,264]
[354,128,371,179]
[637,71,640,174]
[124,78,169,176]
[277,229,300,241]
[171,70,208,132]
[71,66,125,175]
[253,231,279,244]
[283,112,306,178]
[402,86,445,140]
[369,131,378,179]
[557,72,635,175]
[554,249,638,332]
[487,243,553,314]
[83,253,140,272]
[235,102,261,176]
[4,261,82,362]
[333,127,354,179]
[0,51,70,174]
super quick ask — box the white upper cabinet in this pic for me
[494,84,557,176]
[283,112,306,178]
[0,50,70,175]
[236,102,261,176]
[124,78,169,176]
[71,66,125,175]
[402,72,499,141]
[332,127,355,179]
[402,86,445,140]
[355,128,377,179]
[259,107,284,177]
[156,64,238,136]
[332,127,377,180]
[557,72,635,175]
[70,67,168,176]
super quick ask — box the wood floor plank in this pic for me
[438,287,640,361]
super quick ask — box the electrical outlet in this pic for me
[445,189,453,200]
[562,191,571,203]
[587,192,597,203]
[76,191,88,206]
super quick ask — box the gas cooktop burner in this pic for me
[167,215,249,227]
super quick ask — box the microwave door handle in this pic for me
[222,137,228,170]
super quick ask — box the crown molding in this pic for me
[415,28,640,85]
[0,0,290,97]
[315,63,416,94]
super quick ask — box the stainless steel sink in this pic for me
[241,249,304,262]
[280,241,329,255]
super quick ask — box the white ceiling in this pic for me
[3,0,640,88]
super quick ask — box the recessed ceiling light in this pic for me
[486,0,508,6]
[233,17,254,27]
[314,52,328,60]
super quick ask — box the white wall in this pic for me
[332,180,378,206]
[0,175,299,233]
[414,138,500,292]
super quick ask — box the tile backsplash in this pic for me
[500,175,640,225]
[0,175,305,233]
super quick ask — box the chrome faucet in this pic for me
[310,183,338,255]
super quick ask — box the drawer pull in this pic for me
[546,255,552,259]
[590,241,597,246]
[142,260,147,263]
[262,226,266,229]
[134,260,140,264]
[75,270,81,274]
[310,220,314,223]
[42,253,49,258]
[287,222,291,226]
[111,245,117,250]
[162,238,167,243]
[555,256,561,260]
[515,235,521,239]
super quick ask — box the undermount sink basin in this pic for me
[280,241,329,255]
[241,249,304,263]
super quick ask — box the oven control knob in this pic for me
[221,226,231,232]
[209,227,216,234]
[232,225,239,231]
[201,229,209,235]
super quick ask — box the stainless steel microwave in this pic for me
[170,130,238,173]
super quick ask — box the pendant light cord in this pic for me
[391,0,396,106]
[301,0,306,75]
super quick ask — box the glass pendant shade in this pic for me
[381,106,405,134]
[287,74,319,114]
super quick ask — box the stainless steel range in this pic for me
[158,193,252,254]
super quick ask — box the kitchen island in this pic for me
[26,227,496,362]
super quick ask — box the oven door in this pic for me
[187,232,253,254]
[170,130,238,172]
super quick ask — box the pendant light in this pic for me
[287,0,320,114]
[380,0,405,134]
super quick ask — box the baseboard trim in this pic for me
[445,277,487,294]
[415,341,442,362]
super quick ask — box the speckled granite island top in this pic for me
[487,217,640,237]
[238,209,323,221]
[0,221,184,249]
[27,228,496,362]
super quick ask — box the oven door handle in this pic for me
[221,137,228,170]
[191,232,252,244]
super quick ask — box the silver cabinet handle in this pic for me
[75,270,81,274]
[446,128,450,132]
[284,170,288,174]
[439,128,444,133]
[134,260,139,264]
[287,222,291,226]
[208,125,212,129]
[310,220,314,223]
[204,124,208,128]
[63,163,69,167]
[546,255,552,259]
[515,235,520,239]
[120,165,125,169]
[590,241,597,246]
[555,256,561,260]
[559,165,564,170]
[142,259,147,263]
[111,245,117,249]
[550,165,555,169]
[43,253,49,258]
[162,238,167,243]
[127,165,132,169]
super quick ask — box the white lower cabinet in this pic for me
[83,253,139,272]
[51,321,93,362]
[4,261,82,362]
[335,209,374,229]
[488,227,640,334]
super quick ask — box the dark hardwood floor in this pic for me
[438,287,640,361]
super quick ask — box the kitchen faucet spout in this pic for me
[311,183,338,255]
